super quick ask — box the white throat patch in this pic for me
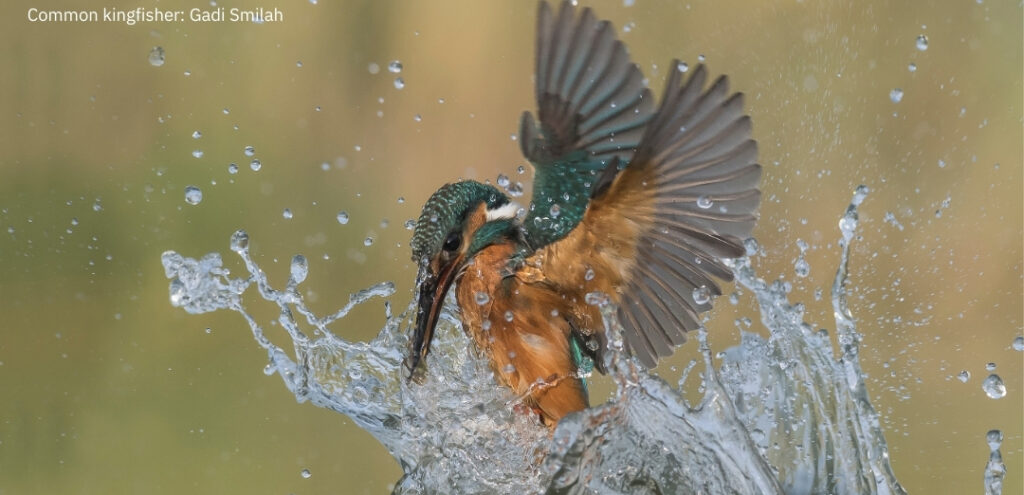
[485,202,520,222]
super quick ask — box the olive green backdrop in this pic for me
[1,1,1020,493]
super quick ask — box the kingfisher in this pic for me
[407,0,761,427]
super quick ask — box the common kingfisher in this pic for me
[407,0,761,427]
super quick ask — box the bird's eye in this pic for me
[443,232,461,252]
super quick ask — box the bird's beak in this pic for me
[407,256,462,380]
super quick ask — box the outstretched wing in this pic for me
[518,0,655,250]
[529,63,761,368]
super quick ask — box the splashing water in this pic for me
[162,186,928,494]
[985,430,1006,495]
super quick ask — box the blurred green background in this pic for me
[1,0,1020,493]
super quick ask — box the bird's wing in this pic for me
[529,63,761,368]
[518,0,655,250]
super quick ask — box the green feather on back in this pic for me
[522,153,605,250]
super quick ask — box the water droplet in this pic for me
[244,145,255,157]
[677,61,689,72]
[475,292,490,305]
[388,60,403,73]
[337,211,350,225]
[889,88,904,103]
[987,430,1003,450]
[301,468,312,479]
[549,204,561,218]
[92,201,102,212]
[363,236,374,246]
[957,370,970,383]
[481,320,492,331]
[504,311,514,322]
[70,217,79,226]
[507,182,524,197]
[184,186,203,205]
[696,195,713,209]
[1013,336,1023,351]
[250,159,262,171]
[794,258,810,278]
[228,163,239,174]
[692,286,711,305]
[192,150,204,158]
[368,62,380,74]
[290,255,308,284]
[148,46,165,67]
[908,62,917,72]
[938,159,946,168]
[192,130,202,139]
[502,364,515,374]
[282,208,293,219]
[393,77,405,90]
[982,374,1006,399]
[230,230,249,252]
[497,174,510,188]
[263,363,276,375]
[404,219,416,230]
[915,34,929,51]
[584,268,595,281]
[986,362,997,371]
[413,114,422,122]
[517,165,526,174]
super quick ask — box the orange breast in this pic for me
[455,243,589,426]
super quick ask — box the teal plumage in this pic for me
[467,219,520,256]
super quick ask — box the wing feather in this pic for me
[527,61,761,368]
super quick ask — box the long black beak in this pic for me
[406,260,460,380]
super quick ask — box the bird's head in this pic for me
[406,180,520,379]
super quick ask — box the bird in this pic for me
[406,0,761,427]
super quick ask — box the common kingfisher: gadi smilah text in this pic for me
[408,0,761,427]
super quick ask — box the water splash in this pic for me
[163,186,914,494]
[985,430,1006,495]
